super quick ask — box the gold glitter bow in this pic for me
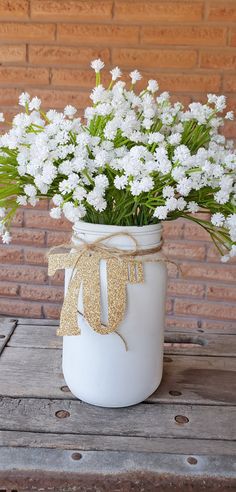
[48,232,163,338]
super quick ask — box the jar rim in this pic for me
[73,221,163,236]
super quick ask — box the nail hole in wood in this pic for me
[164,356,172,362]
[169,390,182,396]
[187,456,198,465]
[71,452,82,461]
[55,410,70,419]
[60,385,70,393]
[0,335,5,339]
[175,415,189,424]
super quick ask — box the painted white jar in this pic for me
[62,222,167,408]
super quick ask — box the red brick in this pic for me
[115,1,203,22]
[0,246,23,264]
[112,48,197,69]
[168,280,205,298]
[57,24,139,45]
[51,69,92,89]
[0,66,49,86]
[208,2,236,22]
[0,23,55,42]
[223,120,236,139]
[141,26,227,46]
[0,45,26,63]
[46,231,71,247]
[32,88,89,110]
[31,0,112,20]
[165,316,199,330]
[175,299,236,321]
[0,88,20,106]
[20,284,64,302]
[43,303,61,319]
[50,270,65,286]
[24,247,47,266]
[0,0,29,19]
[0,281,19,296]
[11,228,46,246]
[162,220,185,239]
[200,50,236,70]
[201,319,236,331]
[10,210,24,227]
[0,298,41,317]
[223,75,236,92]
[230,29,236,47]
[181,262,236,283]
[207,285,236,302]
[166,262,179,279]
[151,73,221,93]
[166,299,173,314]
[0,265,47,284]
[163,241,206,260]
[184,222,211,241]
[24,210,71,231]
[29,45,110,66]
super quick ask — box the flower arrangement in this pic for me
[0,59,235,261]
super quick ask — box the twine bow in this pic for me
[48,231,166,339]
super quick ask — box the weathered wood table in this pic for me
[0,317,235,491]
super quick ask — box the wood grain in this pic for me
[0,430,235,456]
[0,396,235,440]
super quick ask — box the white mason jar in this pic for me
[62,222,167,408]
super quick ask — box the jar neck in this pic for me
[72,222,163,251]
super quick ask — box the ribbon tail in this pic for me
[106,258,128,333]
[57,270,82,336]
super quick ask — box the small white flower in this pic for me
[211,213,225,227]
[114,175,128,190]
[50,207,62,219]
[187,201,199,213]
[110,66,122,81]
[153,206,168,220]
[52,194,63,206]
[129,70,142,84]
[163,186,175,198]
[225,111,234,121]
[16,196,27,206]
[29,97,41,111]
[2,231,11,244]
[147,79,159,93]
[19,92,30,107]
[64,105,77,118]
[24,184,37,197]
[91,59,105,73]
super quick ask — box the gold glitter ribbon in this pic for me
[48,232,166,338]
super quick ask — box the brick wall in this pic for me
[0,0,235,329]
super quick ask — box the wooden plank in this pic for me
[0,318,17,356]
[0,347,235,405]
[164,332,236,357]
[8,323,236,356]
[17,317,59,325]
[0,430,235,456]
[7,323,61,349]
[0,447,235,479]
[0,397,235,440]
[0,347,65,399]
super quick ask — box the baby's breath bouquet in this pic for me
[0,59,235,261]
